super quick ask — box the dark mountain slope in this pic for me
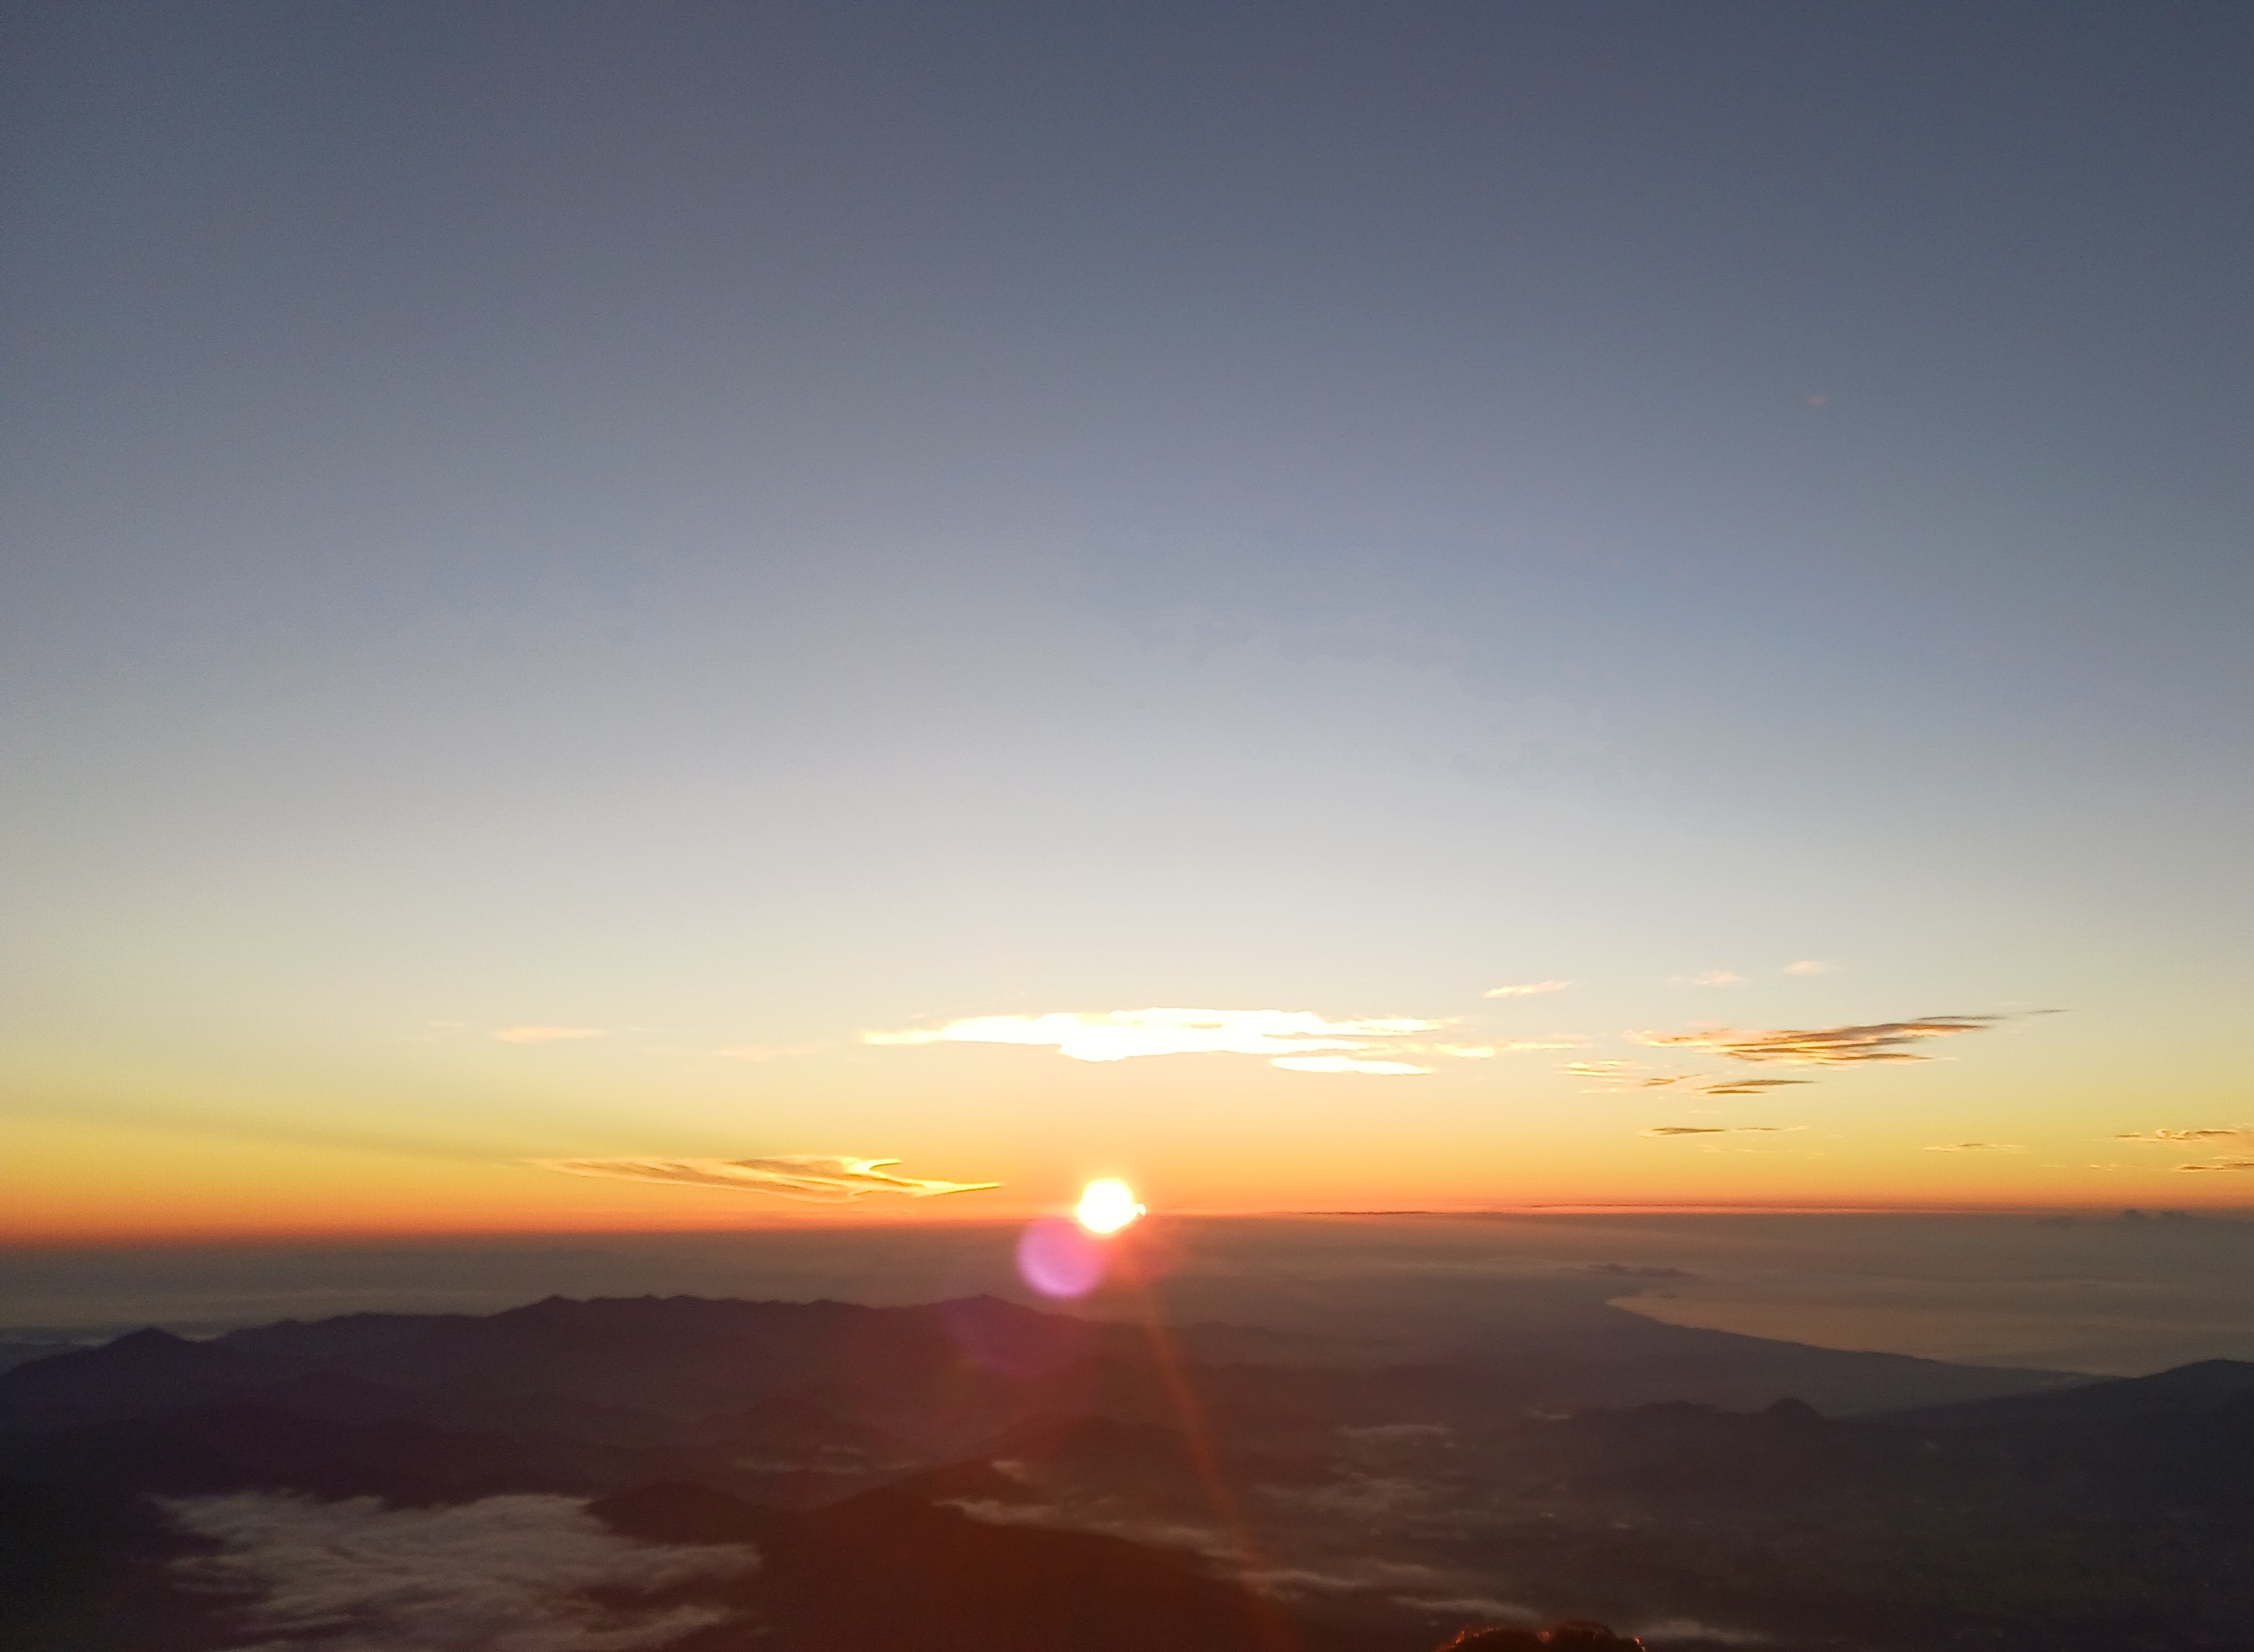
[593,1477,1403,1652]
[1880,1356,2254,1428]
[0,1330,296,1433]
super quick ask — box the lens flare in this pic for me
[1075,1178,1145,1235]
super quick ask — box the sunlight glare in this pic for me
[1075,1178,1145,1235]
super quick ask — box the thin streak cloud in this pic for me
[864,1007,1442,1074]
[1631,1015,2003,1066]
[1924,1142,2024,1153]
[2116,1127,2254,1150]
[1645,1125,1804,1137]
[492,1025,607,1044]
[534,1156,1001,1202]
[1483,980,1572,999]
[1268,1056,1430,1076]
[1567,1060,1812,1097]
[2117,1126,2254,1174]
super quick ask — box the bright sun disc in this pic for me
[1075,1179,1145,1235]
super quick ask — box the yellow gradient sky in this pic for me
[5,6,2251,1239]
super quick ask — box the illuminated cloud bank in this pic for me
[1632,1015,2002,1066]
[535,1155,1001,1202]
[866,1007,1445,1075]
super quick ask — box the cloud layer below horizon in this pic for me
[168,1492,751,1652]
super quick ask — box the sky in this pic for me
[4,1,2252,1240]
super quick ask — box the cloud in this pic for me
[168,1492,751,1652]
[1924,1142,2024,1153]
[1393,1596,1544,1626]
[2112,1127,2254,1174]
[1645,1125,1804,1138]
[1483,980,1571,999]
[710,1044,822,1062]
[1631,1015,2002,1066]
[1268,1056,1428,1076]
[1568,1059,1812,1097]
[491,1026,606,1043]
[864,1007,1441,1074]
[1783,960,1836,976]
[534,1155,1001,1202]
[1634,1620,1768,1647]
[2117,1127,2254,1151]
[1671,970,1744,988]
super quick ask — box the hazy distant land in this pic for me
[8,1212,2253,1374]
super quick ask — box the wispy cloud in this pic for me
[1483,980,1571,999]
[2116,1127,2254,1151]
[711,1044,823,1062]
[2117,1126,2254,1174]
[1268,1056,1430,1076]
[1632,1015,2002,1066]
[492,1025,606,1044]
[865,1008,1442,1074]
[1925,1141,2024,1153]
[1783,959,1836,976]
[1645,1125,1804,1137]
[168,1492,751,1652]
[1671,970,1743,988]
[1568,1059,1811,1097]
[535,1156,1001,1202]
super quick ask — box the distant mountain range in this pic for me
[2,1294,2245,1651]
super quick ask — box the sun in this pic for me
[1074,1178,1145,1235]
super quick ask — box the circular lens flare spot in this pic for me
[1017,1218,1105,1297]
[1075,1179,1145,1235]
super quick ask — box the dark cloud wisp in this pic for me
[1633,1015,2006,1066]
